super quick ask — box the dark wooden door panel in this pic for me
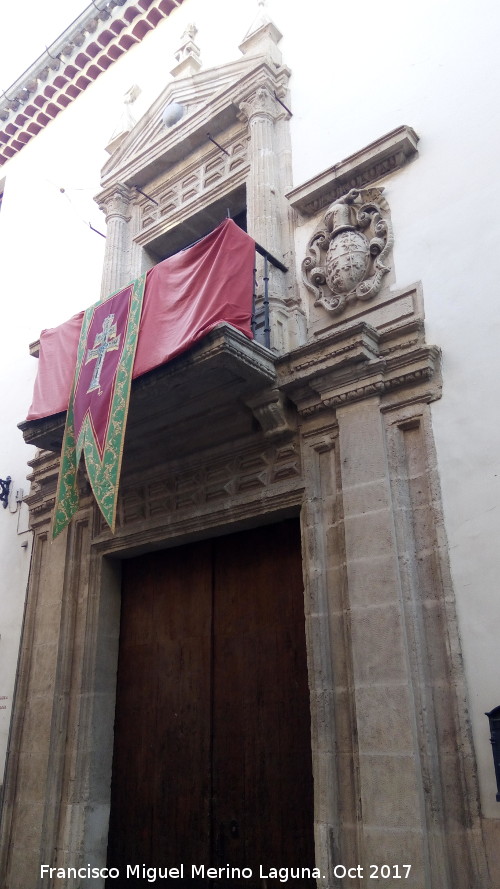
[212,522,314,884]
[107,542,212,883]
[107,520,314,887]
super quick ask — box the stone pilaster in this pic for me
[299,417,361,888]
[96,183,134,298]
[278,297,489,887]
[0,451,86,888]
[337,397,431,884]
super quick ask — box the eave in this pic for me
[0,0,185,167]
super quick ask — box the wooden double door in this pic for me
[107,520,314,886]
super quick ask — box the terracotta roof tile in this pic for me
[0,0,185,167]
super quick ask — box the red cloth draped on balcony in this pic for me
[26,219,254,538]
[26,219,255,421]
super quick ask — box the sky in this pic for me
[0,0,89,91]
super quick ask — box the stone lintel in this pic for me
[133,169,248,253]
[286,125,419,216]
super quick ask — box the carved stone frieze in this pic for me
[137,133,248,233]
[93,439,302,537]
[302,187,393,315]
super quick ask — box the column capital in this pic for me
[96,183,134,222]
[238,85,284,125]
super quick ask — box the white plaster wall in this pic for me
[270,0,500,823]
[0,0,499,825]
[0,358,34,784]
[266,0,500,823]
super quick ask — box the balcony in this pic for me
[19,322,280,472]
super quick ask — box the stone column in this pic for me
[97,183,134,298]
[239,85,284,255]
[239,85,293,353]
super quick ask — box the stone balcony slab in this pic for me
[19,324,277,464]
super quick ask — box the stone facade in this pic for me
[0,5,498,889]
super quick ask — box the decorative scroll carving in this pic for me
[302,188,393,315]
[97,183,133,223]
[245,389,295,438]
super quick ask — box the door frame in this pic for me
[106,522,315,879]
[65,430,350,889]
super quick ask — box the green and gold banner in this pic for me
[52,275,146,539]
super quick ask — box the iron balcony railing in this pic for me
[252,242,288,350]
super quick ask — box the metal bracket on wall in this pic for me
[0,476,11,508]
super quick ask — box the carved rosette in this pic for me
[302,188,393,314]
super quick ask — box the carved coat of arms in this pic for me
[302,188,393,315]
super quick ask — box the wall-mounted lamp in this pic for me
[485,706,500,801]
[0,476,11,508]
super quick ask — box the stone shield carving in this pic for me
[302,188,393,315]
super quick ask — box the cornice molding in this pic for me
[99,57,290,190]
[277,315,441,416]
[286,125,419,216]
[24,449,61,529]
[0,0,185,168]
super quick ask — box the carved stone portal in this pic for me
[302,187,393,315]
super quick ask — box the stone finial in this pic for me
[105,85,141,156]
[242,0,270,38]
[239,0,282,62]
[170,23,202,79]
[124,84,140,105]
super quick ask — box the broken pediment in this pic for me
[100,52,288,190]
